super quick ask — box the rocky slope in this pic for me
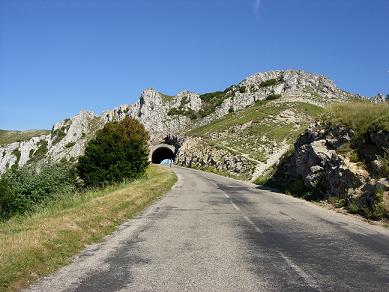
[265,120,389,220]
[0,70,361,176]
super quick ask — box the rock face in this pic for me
[0,70,361,176]
[191,70,360,128]
[175,137,258,180]
[268,124,389,219]
[0,111,104,175]
[372,93,388,103]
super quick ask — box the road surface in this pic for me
[27,166,389,291]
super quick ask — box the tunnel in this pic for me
[151,144,175,164]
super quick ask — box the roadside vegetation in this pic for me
[0,129,50,146]
[0,117,177,290]
[0,165,176,291]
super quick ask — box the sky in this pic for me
[0,0,388,130]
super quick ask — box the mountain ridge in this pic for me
[0,69,366,176]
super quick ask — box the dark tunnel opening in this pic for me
[151,146,175,164]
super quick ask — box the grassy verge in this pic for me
[0,165,176,291]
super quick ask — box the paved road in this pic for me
[28,166,389,292]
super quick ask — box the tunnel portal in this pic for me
[150,144,176,164]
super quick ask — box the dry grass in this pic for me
[326,102,389,134]
[0,130,50,146]
[0,165,176,291]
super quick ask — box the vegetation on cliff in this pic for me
[262,101,389,221]
[187,100,322,163]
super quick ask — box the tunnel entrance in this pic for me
[151,144,175,164]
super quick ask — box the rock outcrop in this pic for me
[268,124,389,219]
[175,137,258,180]
[0,111,104,174]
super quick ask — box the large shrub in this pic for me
[77,117,150,187]
[0,163,77,220]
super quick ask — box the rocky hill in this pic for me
[265,102,389,220]
[0,70,361,176]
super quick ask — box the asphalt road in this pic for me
[27,166,389,292]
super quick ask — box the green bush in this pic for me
[65,142,76,148]
[28,140,48,164]
[360,189,385,220]
[198,85,236,117]
[266,94,282,101]
[0,163,77,220]
[77,117,150,187]
[260,79,279,87]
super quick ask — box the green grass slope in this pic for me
[186,100,322,162]
[0,129,50,146]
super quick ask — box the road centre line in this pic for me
[224,193,230,199]
[278,251,319,290]
[230,201,240,211]
[243,216,262,233]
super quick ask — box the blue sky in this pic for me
[0,0,388,130]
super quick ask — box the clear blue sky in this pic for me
[0,0,388,130]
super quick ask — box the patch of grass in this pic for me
[198,85,236,117]
[188,101,321,138]
[266,94,282,101]
[160,93,175,103]
[0,130,50,146]
[10,149,21,171]
[260,78,279,88]
[51,124,71,145]
[325,102,389,136]
[328,196,346,208]
[187,101,322,162]
[337,143,360,162]
[360,189,385,220]
[167,94,198,119]
[29,140,48,164]
[0,165,176,291]
[65,142,76,148]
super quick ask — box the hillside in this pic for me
[264,102,389,220]
[0,129,50,146]
[0,70,361,176]
[175,100,322,180]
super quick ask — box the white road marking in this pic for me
[224,193,230,199]
[243,216,262,233]
[278,251,319,289]
[230,201,240,211]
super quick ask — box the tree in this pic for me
[77,117,150,187]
